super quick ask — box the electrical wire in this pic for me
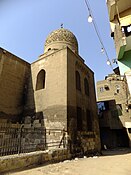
[84,0,114,70]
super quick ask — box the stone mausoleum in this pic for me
[0,28,100,155]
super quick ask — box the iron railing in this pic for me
[0,123,67,156]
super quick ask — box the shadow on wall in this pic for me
[22,69,36,121]
[0,48,31,123]
[98,100,130,150]
[21,72,47,152]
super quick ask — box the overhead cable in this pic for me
[84,0,114,70]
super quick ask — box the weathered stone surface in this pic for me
[0,48,30,122]
[0,149,71,173]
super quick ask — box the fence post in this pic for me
[59,129,66,148]
[44,128,47,149]
[18,124,24,154]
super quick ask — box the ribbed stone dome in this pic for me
[44,28,78,54]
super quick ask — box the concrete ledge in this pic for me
[0,149,71,173]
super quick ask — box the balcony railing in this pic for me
[107,0,131,21]
[113,23,131,59]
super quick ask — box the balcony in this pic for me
[114,24,131,59]
[107,0,131,21]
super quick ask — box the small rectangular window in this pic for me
[100,87,104,92]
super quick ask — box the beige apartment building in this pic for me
[97,69,131,149]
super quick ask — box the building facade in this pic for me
[107,0,131,94]
[97,72,131,149]
[98,0,131,149]
[0,28,100,155]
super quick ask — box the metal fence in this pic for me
[0,123,67,156]
[0,125,20,156]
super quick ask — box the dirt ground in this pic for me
[7,149,131,175]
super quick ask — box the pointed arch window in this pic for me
[76,71,81,91]
[84,78,89,96]
[36,69,46,90]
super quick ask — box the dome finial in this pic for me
[61,23,63,28]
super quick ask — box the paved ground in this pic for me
[7,149,131,175]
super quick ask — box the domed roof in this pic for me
[44,28,78,54]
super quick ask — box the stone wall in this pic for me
[0,149,71,173]
[28,49,68,131]
[0,48,30,122]
[0,118,45,156]
[23,116,67,150]
[24,47,101,155]
[67,48,101,153]
[72,131,100,156]
[0,119,21,156]
[24,49,68,151]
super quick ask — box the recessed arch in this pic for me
[76,71,81,91]
[36,69,46,90]
[84,78,89,96]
